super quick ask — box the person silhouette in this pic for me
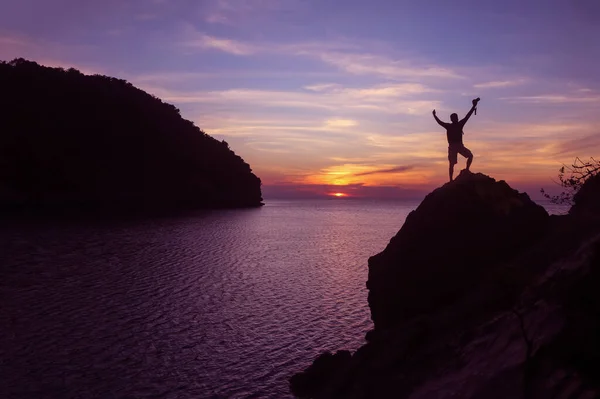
[432,98,479,181]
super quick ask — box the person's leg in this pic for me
[448,145,457,181]
[459,146,473,171]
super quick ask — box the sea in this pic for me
[0,199,568,399]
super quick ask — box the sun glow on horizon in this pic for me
[332,192,348,197]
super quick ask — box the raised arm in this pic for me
[460,98,480,125]
[432,110,448,128]
[460,104,477,125]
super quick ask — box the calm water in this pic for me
[0,199,417,399]
[0,199,567,399]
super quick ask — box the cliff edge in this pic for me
[0,59,263,213]
[368,170,549,331]
[291,170,600,399]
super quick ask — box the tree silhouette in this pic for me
[541,157,599,205]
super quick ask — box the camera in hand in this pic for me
[472,97,480,115]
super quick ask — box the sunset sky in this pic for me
[1,0,599,199]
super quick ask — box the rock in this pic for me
[290,351,352,398]
[367,170,549,330]
[291,171,600,398]
[571,173,600,218]
[401,234,600,399]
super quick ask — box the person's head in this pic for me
[450,113,458,123]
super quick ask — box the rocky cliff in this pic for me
[291,170,600,399]
[368,171,549,331]
[0,59,263,214]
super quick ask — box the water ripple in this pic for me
[0,200,421,398]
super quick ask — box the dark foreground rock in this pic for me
[290,351,352,398]
[292,170,600,399]
[571,173,600,218]
[0,59,263,214]
[368,171,549,330]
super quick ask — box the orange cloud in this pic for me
[299,163,434,187]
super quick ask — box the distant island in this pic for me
[0,59,263,215]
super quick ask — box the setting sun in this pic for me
[332,192,347,197]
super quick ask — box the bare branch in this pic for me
[541,157,600,205]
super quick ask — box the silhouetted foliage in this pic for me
[0,59,262,211]
[541,157,600,205]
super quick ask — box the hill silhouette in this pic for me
[291,170,600,399]
[0,58,262,214]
